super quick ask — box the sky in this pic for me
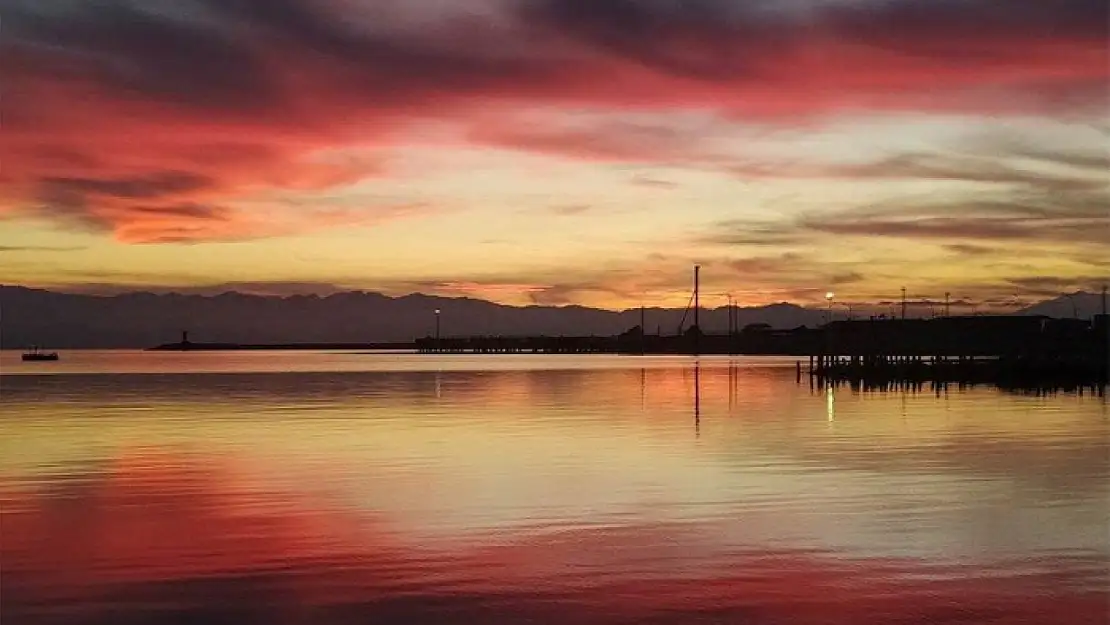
[2,0,1108,310]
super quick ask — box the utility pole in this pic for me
[944,292,950,318]
[901,287,907,320]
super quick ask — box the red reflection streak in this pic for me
[2,452,1105,625]
[2,456,394,580]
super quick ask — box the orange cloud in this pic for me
[3,0,1106,242]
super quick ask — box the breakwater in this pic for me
[148,341,416,351]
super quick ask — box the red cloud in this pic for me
[2,0,1106,242]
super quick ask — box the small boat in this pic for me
[22,346,59,362]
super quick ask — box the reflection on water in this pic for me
[2,352,1108,624]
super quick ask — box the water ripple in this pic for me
[2,352,1107,623]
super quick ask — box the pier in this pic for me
[807,314,1108,388]
[415,335,615,354]
[413,330,816,355]
[149,340,416,351]
[413,314,1109,390]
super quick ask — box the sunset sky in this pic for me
[3,0,1108,309]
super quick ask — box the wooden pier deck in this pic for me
[804,315,1108,388]
[807,354,1108,388]
[414,314,1108,391]
[413,330,818,355]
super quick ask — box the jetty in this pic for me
[148,342,416,351]
[148,332,414,352]
[412,314,1108,389]
[806,314,1108,386]
[413,328,817,355]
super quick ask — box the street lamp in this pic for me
[825,291,834,324]
[434,309,441,341]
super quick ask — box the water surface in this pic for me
[2,351,1107,624]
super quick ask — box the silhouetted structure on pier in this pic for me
[415,325,818,355]
[415,313,1107,389]
[416,335,613,354]
[808,315,1108,388]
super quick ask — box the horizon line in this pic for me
[3,282,1103,315]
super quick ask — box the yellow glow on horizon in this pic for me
[3,131,1105,311]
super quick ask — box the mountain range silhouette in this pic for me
[1,285,1104,349]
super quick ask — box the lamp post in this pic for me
[434,309,441,341]
[825,291,834,324]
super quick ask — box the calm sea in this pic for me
[2,350,1108,624]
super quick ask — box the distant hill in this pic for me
[1018,291,1106,319]
[0,285,826,348]
[3,285,1103,349]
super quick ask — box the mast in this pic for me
[727,293,735,355]
[693,265,701,356]
[693,265,700,331]
[640,302,646,355]
[727,294,733,336]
